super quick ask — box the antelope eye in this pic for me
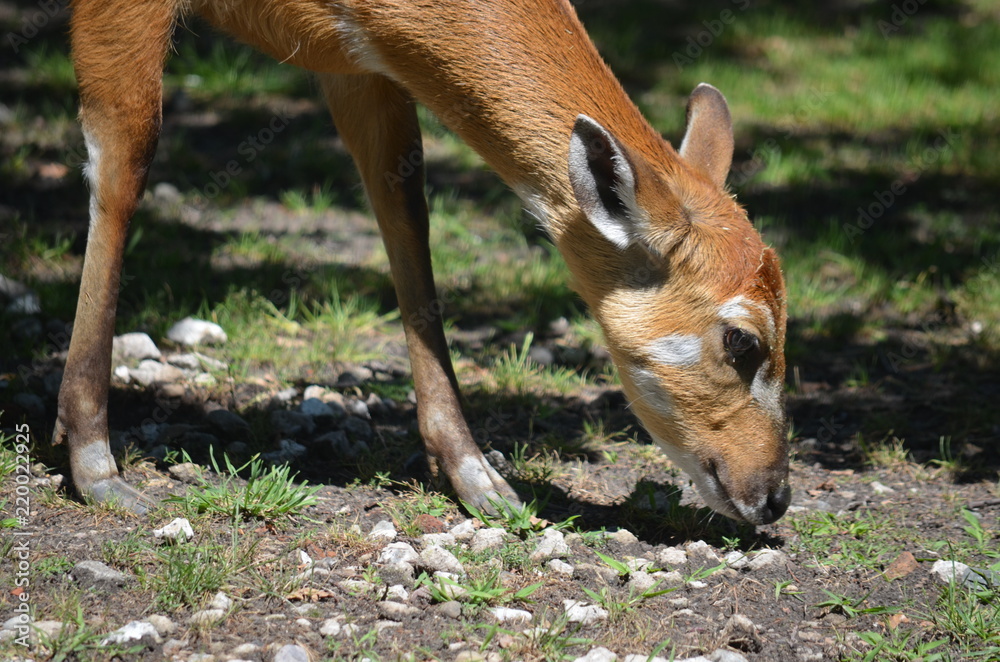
[723,326,758,359]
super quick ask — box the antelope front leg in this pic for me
[55,0,176,513]
[319,74,519,512]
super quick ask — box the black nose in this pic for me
[761,484,792,524]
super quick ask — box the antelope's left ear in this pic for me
[679,83,734,189]
[568,114,648,250]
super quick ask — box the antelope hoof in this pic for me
[451,455,521,515]
[84,477,154,515]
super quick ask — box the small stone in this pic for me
[719,614,762,653]
[188,609,226,627]
[653,570,685,586]
[658,546,688,567]
[273,644,310,662]
[435,601,463,619]
[451,520,477,539]
[343,415,374,441]
[71,560,127,589]
[883,551,919,581]
[300,397,343,423]
[431,573,468,600]
[303,384,329,400]
[709,650,749,662]
[687,580,708,589]
[166,317,227,346]
[378,601,420,620]
[262,439,308,465]
[623,656,669,662]
[231,643,261,658]
[607,529,639,545]
[414,513,447,534]
[113,365,132,383]
[530,528,569,561]
[931,559,971,585]
[626,570,659,595]
[420,532,457,548]
[162,639,188,657]
[380,562,415,587]
[270,410,316,437]
[420,546,465,576]
[871,481,895,494]
[206,409,251,436]
[547,559,575,577]
[145,614,176,637]
[490,607,532,624]
[686,540,721,564]
[725,551,749,569]
[33,620,71,639]
[208,592,232,611]
[273,387,298,403]
[153,518,194,543]
[368,520,397,541]
[169,462,203,483]
[573,647,618,662]
[386,584,409,601]
[113,332,161,361]
[101,620,161,646]
[130,359,185,387]
[748,549,788,571]
[563,600,609,625]
[319,618,342,637]
[379,542,419,565]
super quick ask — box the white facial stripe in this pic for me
[751,359,783,420]
[646,334,702,368]
[627,367,675,417]
[718,295,776,337]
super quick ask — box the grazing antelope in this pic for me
[59,0,790,524]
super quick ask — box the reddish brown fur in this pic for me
[62,0,789,522]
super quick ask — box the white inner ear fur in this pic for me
[567,115,647,249]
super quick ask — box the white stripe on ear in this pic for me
[568,114,646,249]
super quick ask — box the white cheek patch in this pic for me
[645,334,702,368]
[751,359,783,421]
[626,367,676,417]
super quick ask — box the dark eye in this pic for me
[723,326,759,360]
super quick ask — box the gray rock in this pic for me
[380,562,415,587]
[113,332,161,361]
[624,656,669,662]
[490,607,532,625]
[719,614,761,654]
[303,384,331,401]
[166,317,227,346]
[435,601,463,619]
[273,644,310,662]
[725,551,749,569]
[152,518,194,543]
[273,387,298,404]
[262,439,307,465]
[420,532,456,548]
[144,614,176,638]
[574,647,618,662]
[208,592,232,611]
[319,618,344,637]
[420,546,465,576]
[547,559,575,577]
[71,560,127,589]
[608,529,639,545]
[709,650,749,662]
[168,352,227,371]
[530,528,569,561]
[130,359,185,387]
[368,520,397,541]
[686,540,721,564]
[377,600,420,620]
[931,559,971,584]
[100,620,161,646]
[563,600,608,625]
[343,415,374,441]
[748,549,788,571]
[626,570,659,595]
[231,643,262,658]
[470,527,508,552]
[205,409,251,437]
[378,542,419,566]
[300,397,344,423]
[270,410,315,437]
[451,520,477,540]
[168,462,203,484]
[188,609,225,627]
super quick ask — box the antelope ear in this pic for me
[568,114,647,250]
[679,83,734,189]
